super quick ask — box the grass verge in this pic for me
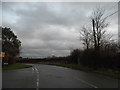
[2,63,32,70]
[38,62,120,79]
[94,69,120,79]
[38,62,93,71]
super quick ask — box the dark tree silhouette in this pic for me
[70,49,82,64]
[2,27,21,64]
[91,8,109,51]
[80,26,93,50]
[78,7,119,69]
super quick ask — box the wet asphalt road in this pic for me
[2,64,119,88]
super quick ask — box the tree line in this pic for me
[70,7,120,70]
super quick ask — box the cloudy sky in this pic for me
[2,2,118,58]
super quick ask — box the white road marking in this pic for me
[34,67,39,90]
[34,65,97,88]
[37,82,39,86]
[74,77,98,88]
[32,68,34,71]
[35,68,37,71]
[53,66,98,88]
[32,68,34,73]
[35,67,39,73]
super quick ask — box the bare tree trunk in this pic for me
[92,19,97,50]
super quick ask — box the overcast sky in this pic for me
[2,2,118,58]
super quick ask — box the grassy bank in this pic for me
[38,62,93,71]
[94,69,120,79]
[38,62,120,79]
[3,63,32,70]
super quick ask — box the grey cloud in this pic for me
[2,2,118,57]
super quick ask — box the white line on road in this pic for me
[74,77,98,88]
[53,66,98,88]
[32,68,34,73]
[34,67,39,90]
[37,82,39,87]
[32,68,34,71]
[35,68,39,73]
[35,68,37,71]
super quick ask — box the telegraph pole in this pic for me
[92,19,97,50]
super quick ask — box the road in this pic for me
[2,64,119,88]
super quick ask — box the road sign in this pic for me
[0,52,5,58]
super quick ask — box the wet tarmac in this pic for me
[2,64,119,88]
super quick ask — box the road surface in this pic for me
[2,64,119,88]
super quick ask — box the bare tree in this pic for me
[100,33,113,49]
[91,7,109,50]
[80,26,93,49]
[80,7,113,52]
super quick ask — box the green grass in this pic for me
[2,63,32,70]
[94,69,120,79]
[38,62,120,79]
[38,62,93,71]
